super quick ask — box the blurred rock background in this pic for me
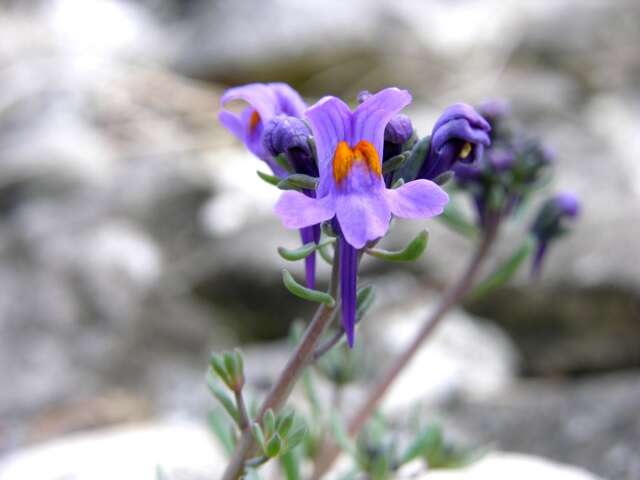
[0,1,639,479]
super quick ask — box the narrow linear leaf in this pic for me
[356,285,376,321]
[278,239,334,262]
[263,409,277,437]
[257,170,281,187]
[329,412,359,460]
[208,410,235,457]
[279,449,301,480]
[470,236,535,300]
[317,242,334,265]
[282,270,336,307]
[366,230,429,262]
[206,373,240,424]
[252,422,267,454]
[285,426,307,452]
[393,135,430,184]
[437,203,479,238]
[400,424,442,465]
[210,354,231,386]
[266,433,283,458]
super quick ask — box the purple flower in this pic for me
[275,88,449,346]
[418,103,491,180]
[219,82,306,176]
[531,192,581,277]
[477,99,511,123]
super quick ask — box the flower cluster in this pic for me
[220,84,497,346]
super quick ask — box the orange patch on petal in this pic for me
[248,110,261,133]
[332,140,381,184]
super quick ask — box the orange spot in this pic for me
[248,110,261,133]
[332,140,381,184]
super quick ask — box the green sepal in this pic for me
[392,135,430,184]
[275,153,293,173]
[256,170,281,187]
[282,270,336,307]
[278,239,334,262]
[366,229,429,262]
[206,373,239,424]
[434,171,454,185]
[381,152,409,175]
[277,174,319,191]
[469,236,535,300]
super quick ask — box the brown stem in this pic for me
[311,220,499,479]
[234,389,250,431]
[221,248,341,480]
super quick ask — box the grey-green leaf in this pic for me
[251,422,267,453]
[400,424,443,465]
[266,433,283,458]
[470,236,535,300]
[278,239,334,262]
[356,285,376,321]
[437,203,479,238]
[381,152,409,175]
[366,229,429,262]
[282,270,336,307]
[206,373,239,424]
[392,135,430,184]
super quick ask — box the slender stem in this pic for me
[221,247,341,480]
[234,389,250,431]
[311,220,500,479]
[312,328,344,361]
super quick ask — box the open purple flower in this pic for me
[219,83,324,288]
[219,82,306,176]
[275,88,449,346]
[418,103,491,180]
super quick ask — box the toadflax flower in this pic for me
[417,103,491,180]
[219,83,324,289]
[275,88,449,346]
[530,192,581,277]
[218,82,306,176]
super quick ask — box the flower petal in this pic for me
[335,170,391,249]
[218,110,245,141]
[220,83,280,120]
[385,180,449,219]
[306,96,352,196]
[352,88,412,159]
[274,191,336,229]
[269,82,307,118]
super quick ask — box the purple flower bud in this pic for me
[531,191,581,277]
[488,148,515,172]
[357,90,372,104]
[262,115,317,177]
[384,114,414,146]
[477,99,511,122]
[418,103,491,180]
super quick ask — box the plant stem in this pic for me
[221,247,341,480]
[234,389,250,431]
[311,220,499,479]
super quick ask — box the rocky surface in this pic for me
[0,420,603,480]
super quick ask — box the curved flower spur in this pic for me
[275,88,449,346]
[219,83,323,289]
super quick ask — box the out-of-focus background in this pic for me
[0,1,639,479]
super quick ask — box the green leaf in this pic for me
[470,236,535,300]
[400,424,443,465]
[252,422,267,453]
[329,412,359,460]
[317,241,334,265]
[266,433,283,458]
[278,174,319,191]
[223,351,237,380]
[437,202,479,238]
[366,229,429,262]
[356,285,376,321]
[285,426,307,452]
[434,171,454,186]
[210,354,231,387]
[370,455,390,480]
[278,239,334,262]
[206,373,239,424]
[233,349,244,379]
[208,410,235,457]
[277,410,295,438]
[279,449,301,480]
[263,409,276,437]
[282,270,336,307]
[392,135,430,184]
[381,152,409,175]
[256,170,281,187]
